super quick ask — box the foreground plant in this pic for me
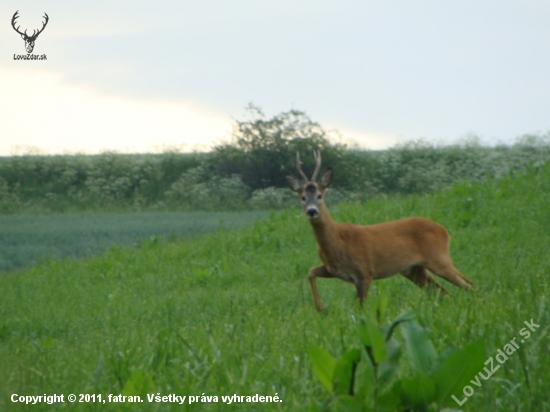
[308,308,486,411]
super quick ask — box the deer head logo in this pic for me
[11,11,49,54]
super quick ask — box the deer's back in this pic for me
[335,217,450,278]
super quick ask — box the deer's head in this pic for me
[12,11,49,54]
[285,151,333,219]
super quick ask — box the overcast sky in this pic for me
[1,1,549,155]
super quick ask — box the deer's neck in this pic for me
[309,206,343,258]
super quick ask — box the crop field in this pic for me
[0,165,549,411]
[0,211,269,272]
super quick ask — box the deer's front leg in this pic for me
[308,265,334,311]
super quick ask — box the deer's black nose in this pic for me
[306,208,318,218]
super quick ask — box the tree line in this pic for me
[1,106,548,213]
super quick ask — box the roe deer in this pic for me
[285,151,473,311]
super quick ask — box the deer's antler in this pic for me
[296,152,309,182]
[311,150,322,182]
[296,150,323,182]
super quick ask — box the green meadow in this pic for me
[0,211,268,272]
[1,164,549,411]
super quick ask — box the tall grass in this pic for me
[0,163,549,410]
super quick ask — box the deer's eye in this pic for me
[317,194,322,199]
[301,196,306,201]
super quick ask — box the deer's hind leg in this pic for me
[424,259,474,290]
[355,277,372,307]
[401,265,448,295]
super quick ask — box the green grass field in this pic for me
[0,211,268,272]
[0,165,549,411]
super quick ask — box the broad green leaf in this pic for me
[377,337,401,388]
[384,310,417,341]
[401,320,437,375]
[358,317,387,364]
[400,374,436,410]
[122,370,155,397]
[377,381,403,412]
[351,351,376,401]
[308,345,336,392]
[332,348,362,396]
[434,340,486,407]
[333,394,363,412]
[358,318,372,347]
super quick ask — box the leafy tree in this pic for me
[209,105,347,190]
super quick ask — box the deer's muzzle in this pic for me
[306,207,319,218]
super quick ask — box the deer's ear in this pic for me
[285,173,302,192]
[319,167,333,190]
